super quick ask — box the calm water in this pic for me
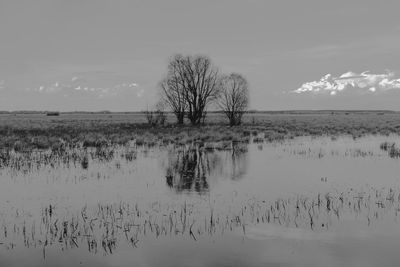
[2,135,400,266]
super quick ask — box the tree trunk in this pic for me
[177,113,184,124]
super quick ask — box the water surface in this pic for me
[2,135,400,266]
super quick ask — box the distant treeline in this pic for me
[246,110,397,114]
[0,110,397,115]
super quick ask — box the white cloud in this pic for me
[71,76,81,82]
[129,83,138,87]
[294,70,400,95]
[26,79,141,99]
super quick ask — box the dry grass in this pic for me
[0,111,400,151]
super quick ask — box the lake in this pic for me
[2,135,400,266]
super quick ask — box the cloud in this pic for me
[71,76,84,82]
[294,70,400,95]
[25,80,141,99]
[129,83,138,87]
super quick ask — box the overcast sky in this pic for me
[1,0,400,111]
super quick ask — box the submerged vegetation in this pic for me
[2,186,400,255]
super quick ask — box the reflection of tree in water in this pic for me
[165,144,248,193]
[166,148,211,193]
[229,145,248,180]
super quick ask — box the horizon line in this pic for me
[0,109,398,114]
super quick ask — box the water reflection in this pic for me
[4,135,400,266]
[230,145,248,180]
[166,148,210,193]
[165,144,249,193]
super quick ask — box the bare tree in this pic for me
[160,57,187,124]
[183,55,219,125]
[161,54,219,125]
[218,73,249,126]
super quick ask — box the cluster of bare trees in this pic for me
[160,54,249,126]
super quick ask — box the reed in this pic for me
[2,185,399,255]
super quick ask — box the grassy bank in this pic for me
[1,111,400,151]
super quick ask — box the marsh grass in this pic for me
[0,112,400,151]
[0,134,393,174]
[2,186,400,255]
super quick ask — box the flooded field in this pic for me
[2,134,400,266]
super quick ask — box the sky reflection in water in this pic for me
[2,135,400,266]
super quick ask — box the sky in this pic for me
[1,0,400,111]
